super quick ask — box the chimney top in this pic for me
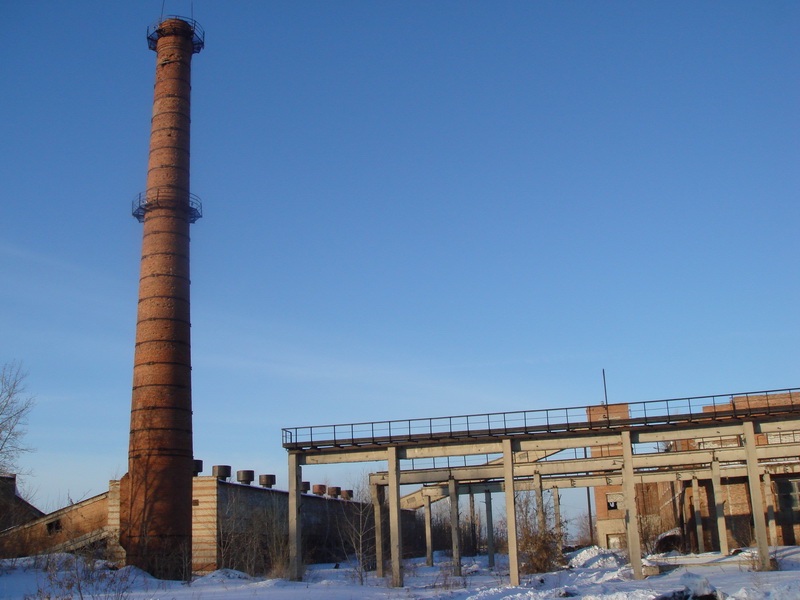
[147,16,205,54]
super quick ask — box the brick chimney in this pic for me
[120,16,204,579]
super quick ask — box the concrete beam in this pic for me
[404,441,503,459]
[757,419,800,434]
[635,423,746,444]
[517,433,623,452]
[303,449,388,465]
[374,439,800,487]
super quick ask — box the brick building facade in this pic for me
[0,475,421,574]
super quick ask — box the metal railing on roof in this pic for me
[281,387,800,450]
[147,16,205,53]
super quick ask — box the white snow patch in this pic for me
[566,545,626,569]
[192,568,253,585]
[680,571,717,597]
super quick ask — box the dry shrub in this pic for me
[515,491,564,575]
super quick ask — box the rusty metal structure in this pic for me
[120,15,204,579]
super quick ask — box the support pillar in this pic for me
[743,421,771,570]
[469,490,477,555]
[621,430,643,580]
[763,471,778,546]
[534,472,546,531]
[372,484,385,577]
[449,478,462,576]
[424,494,433,567]
[553,488,563,554]
[288,452,303,581]
[692,477,705,553]
[485,490,495,569]
[503,438,520,586]
[711,457,729,555]
[387,446,404,587]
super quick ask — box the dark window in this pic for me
[46,520,62,535]
[776,479,800,511]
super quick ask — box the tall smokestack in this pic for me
[121,16,204,579]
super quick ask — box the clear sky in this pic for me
[1,1,798,515]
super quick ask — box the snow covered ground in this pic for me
[1,546,799,600]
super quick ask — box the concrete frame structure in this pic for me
[121,16,204,579]
[284,388,800,585]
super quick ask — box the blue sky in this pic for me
[1,1,798,515]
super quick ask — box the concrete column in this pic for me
[485,490,495,569]
[763,471,778,546]
[449,478,462,576]
[372,484,385,577]
[387,446,404,587]
[743,421,771,570]
[621,430,643,580]
[553,488,563,554]
[503,438,520,586]
[710,457,729,555]
[534,472,546,531]
[469,490,477,555]
[692,477,705,553]
[288,452,303,581]
[424,495,433,567]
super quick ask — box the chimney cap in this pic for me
[237,470,255,485]
[147,16,205,54]
[212,465,232,480]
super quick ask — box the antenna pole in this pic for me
[602,369,608,405]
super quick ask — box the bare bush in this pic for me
[515,491,564,574]
[26,553,138,600]
[337,481,375,585]
[217,491,289,577]
[572,511,596,547]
